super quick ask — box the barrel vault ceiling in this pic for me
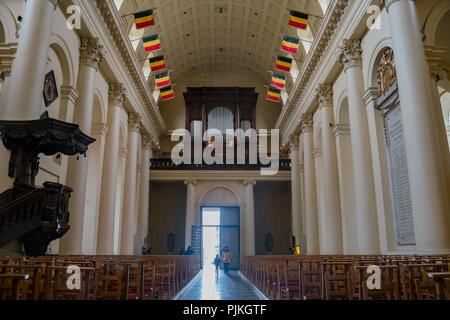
[115,0,326,95]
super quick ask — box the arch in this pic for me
[0,19,5,43]
[366,37,393,87]
[335,89,349,124]
[425,0,450,46]
[49,34,76,87]
[197,183,244,207]
[93,88,107,125]
[0,2,17,44]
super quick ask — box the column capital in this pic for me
[243,180,256,187]
[48,0,59,10]
[362,87,379,106]
[92,123,109,137]
[60,85,79,104]
[333,124,351,137]
[108,82,127,105]
[313,147,323,159]
[424,45,448,82]
[184,180,198,186]
[141,133,153,150]
[119,147,128,159]
[289,134,299,151]
[316,83,333,108]
[80,37,103,70]
[339,39,362,71]
[382,0,415,12]
[300,113,313,133]
[299,164,305,173]
[127,112,142,132]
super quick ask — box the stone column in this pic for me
[384,0,450,252]
[2,0,58,120]
[339,39,380,253]
[137,134,153,254]
[59,37,103,254]
[120,113,142,254]
[363,87,396,253]
[184,180,197,249]
[300,114,320,254]
[424,46,450,191]
[316,84,343,254]
[243,180,256,256]
[289,136,303,247]
[97,83,126,254]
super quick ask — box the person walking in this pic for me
[213,254,220,274]
[221,246,232,275]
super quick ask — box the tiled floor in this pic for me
[175,265,267,300]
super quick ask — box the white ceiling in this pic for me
[116,0,326,95]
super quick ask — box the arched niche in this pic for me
[198,184,243,208]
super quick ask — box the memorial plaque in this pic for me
[385,104,416,246]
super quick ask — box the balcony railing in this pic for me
[150,158,291,171]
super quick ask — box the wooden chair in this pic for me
[427,272,450,300]
[322,262,353,300]
[299,260,322,300]
[0,274,31,300]
[401,263,449,300]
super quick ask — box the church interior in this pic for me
[0,0,449,302]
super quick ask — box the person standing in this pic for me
[221,246,232,275]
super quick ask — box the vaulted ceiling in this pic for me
[114,0,328,98]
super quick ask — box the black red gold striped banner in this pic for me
[149,55,166,72]
[155,72,171,88]
[289,10,309,29]
[134,10,155,29]
[275,56,292,72]
[281,35,300,54]
[143,34,161,52]
[267,87,281,103]
[271,73,286,89]
[160,86,175,101]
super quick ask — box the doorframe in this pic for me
[200,206,241,269]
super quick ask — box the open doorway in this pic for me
[200,207,240,270]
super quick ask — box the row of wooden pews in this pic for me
[240,255,450,300]
[0,255,200,300]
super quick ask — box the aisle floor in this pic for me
[174,265,268,300]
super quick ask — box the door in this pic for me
[219,207,240,270]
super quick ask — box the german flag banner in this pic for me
[160,86,175,101]
[275,56,292,72]
[134,10,155,29]
[271,73,286,89]
[143,34,161,52]
[281,35,300,53]
[149,55,166,72]
[267,87,281,103]
[289,10,309,30]
[155,72,171,88]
